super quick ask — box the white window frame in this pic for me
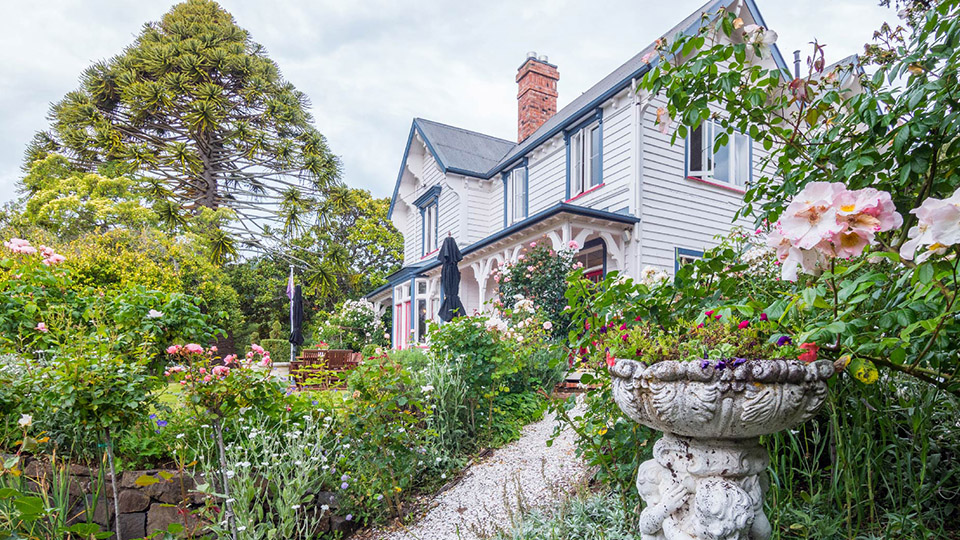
[506,167,527,225]
[686,120,751,187]
[422,201,438,255]
[569,122,602,197]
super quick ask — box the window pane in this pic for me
[688,124,703,175]
[570,132,582,195]
[735,133,750,185]
[714,134,731,184]
[590,126,602,186]
[417,299,426,343]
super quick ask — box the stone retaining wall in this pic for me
[16,457,354,538]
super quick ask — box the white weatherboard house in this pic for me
[367,0,842,350]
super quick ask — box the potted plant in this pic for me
[608,315,834,540]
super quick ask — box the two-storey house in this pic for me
[367,0,845,349]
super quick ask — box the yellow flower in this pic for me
[597,428,608,436]
[394,486,402,493]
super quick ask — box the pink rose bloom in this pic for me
[246,351,255,359]
[641,51,655,63]
[210,346,218,352]
[223,354,238,365]
[738,320,750,329]
[198,367,207,375]
[901,187,960,261]
[529,242,537,248]
[166,345,181,355]
[19,245,37,255]
[202,375,212,383]
[518,254,525,261]
[251,343,265,355]
[568,240,579,250]
[527,265,535,272]
[184,343,204,354]
[493,275,500,282]
[259,357,271,367]
[35,322,48,333]
[779,182,846,250]
[212,365,230,377]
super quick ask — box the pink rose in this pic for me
[568,240,579,250]
[166,345,181,355]
[184,343,204,354]
[35,322,48,333]
[212,365,230,377]
[203,375,212,383]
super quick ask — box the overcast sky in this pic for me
[0,0,898,205]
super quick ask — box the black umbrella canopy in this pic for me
[437,236,465,322]
[289,285,305,346]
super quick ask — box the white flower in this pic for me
[321,504,330,511]
[146,309,163,319]
[176,433,185,439]
[18,414,31,428]
[901,187,960,261]
[441,473,447,479]
[291,504,301,510]
[421,385,434,393]
[542,321,553,331]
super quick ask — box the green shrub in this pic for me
[260,338,290,363]
[316,299,387,351]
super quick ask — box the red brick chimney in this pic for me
[516,52,559,143]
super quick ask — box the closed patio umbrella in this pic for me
[437,236,465,322]
[289,284,305,348]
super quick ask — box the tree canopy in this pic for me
[25,0,341,258]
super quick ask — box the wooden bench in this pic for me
[290,349,362,389]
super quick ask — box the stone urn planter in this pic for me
[610,358,834,540]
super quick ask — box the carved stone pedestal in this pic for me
[636,434,770,540]
[610,358,834,540]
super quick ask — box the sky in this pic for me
[0,0,899,205]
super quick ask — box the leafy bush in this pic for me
[316,299,386,351]
[492,490,639,540]
[496,239,575,338]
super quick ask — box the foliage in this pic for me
[640,2,960,395]
[0,238,220,373]
[496,238,575,338]
[25,0,341,259]
[61,227,244,337]
[316,298,387,351]
[19,154,157,238]
[491,490,641,540]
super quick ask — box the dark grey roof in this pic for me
[415,118,516,176]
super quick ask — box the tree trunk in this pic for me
[104,428,123,540]
[213,418,239,540]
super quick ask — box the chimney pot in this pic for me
[516,54,559,142]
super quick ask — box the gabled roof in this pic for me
[386,0,792,219]
[416,118,516,175]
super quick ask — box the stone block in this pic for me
[119,512,147,540]
[314,491,339,510]
[118,489,150,513]
[146,503,203,535]
[330,515,356,534]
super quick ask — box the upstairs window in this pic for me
[687,120,751,188]
[505,166,528,225]
[422,201,438,255]
[675,247,704,274]
[569,122,602,197]
[414,185,441,257]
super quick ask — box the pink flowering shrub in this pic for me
[496,238,576,338]
[165,343,282,419]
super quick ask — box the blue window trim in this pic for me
[564,108,604,199]
[675,247,704,274]
[580,237,608,277]
[415,186,442,258]
[413,185,442,208]
[502,158,529,227]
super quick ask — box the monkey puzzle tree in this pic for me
[25,0,340,259]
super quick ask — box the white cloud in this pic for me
[0,0,896,205]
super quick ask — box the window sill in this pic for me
[686,176,746,195]
[565,183,605,203]
[420,248,440,260]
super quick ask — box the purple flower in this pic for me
[346,514,353,521]
[599,326,608,334]
[341,474,349,481]
[732,358,746,367]
[156,420,168,428]
[341,482,349,490]
[700,359,710,370]
[777,335,792,347]
[312,400,319,406]
[149,414,157,420]
[716,360,727,370]
[377,494,384,501]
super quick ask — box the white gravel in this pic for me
[368,404,587,540]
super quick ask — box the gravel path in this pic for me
[368,403,587,540]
